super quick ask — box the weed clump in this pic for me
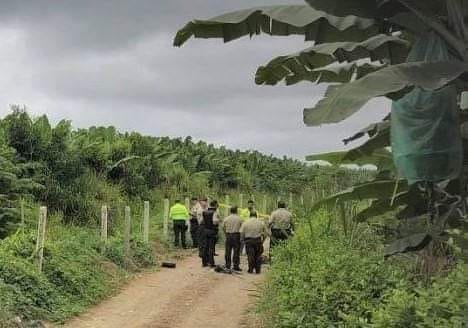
[0,225,155,323]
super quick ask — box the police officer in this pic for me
[222,206,243,271]
[189,197,200,248]
[197,197,208,257]
[169,199,189,248]
[269,201,293,248]
[239,199,255,221]
[240,211,269,274]
[199,200,219,267]
[211,200,221,256]
[239,199,255,255]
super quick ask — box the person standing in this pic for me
[222,206,243,271]
[240,211,269,274]
[239,199,255,255]
[211,200,222,256]
[197,197,208,258]
[169,199,189,248]
[239,200,255,221]
[269,201,293,248]
[199,200,219,267]
[189,197,201,248]
[247,199,256,214]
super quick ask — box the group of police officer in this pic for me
[169,197,293,274]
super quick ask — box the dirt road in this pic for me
[61,251,265,328]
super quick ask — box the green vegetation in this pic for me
[0,108,349,324]
[260,211,409,327]
[0,218,154,324]
[173,0,468,261]
[175,3,468,326]
[0,107,330,231]
[260,207,468,327]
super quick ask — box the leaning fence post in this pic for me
[35,206,47,272]
[124,206,131,261]
[163,198,169,240]
[143,201,149,243]
[101,205,108,253]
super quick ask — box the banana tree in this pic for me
[174,0,468,256]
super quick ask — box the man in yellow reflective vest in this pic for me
[239,199,256,221]
[169,199,189,248]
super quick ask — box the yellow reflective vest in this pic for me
[169,203,189,221]
[239,208,251,221]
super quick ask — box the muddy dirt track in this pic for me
[60,251,265,328]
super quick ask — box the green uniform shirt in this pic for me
[169,203,189,221]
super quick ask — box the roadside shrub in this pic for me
[104,236,155,268]
[43,227,116,320]
[0,223,155,323]
[373,264,468,327]
[131,238,155,267]
[260,212,409,328]
[0,253,59,319]
[104,237,126,267]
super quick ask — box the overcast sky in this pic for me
[0,0,389,159]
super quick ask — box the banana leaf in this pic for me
[303,60,468,126]
[280,62,385,86]
[312,179,407,210]
[307,148,391,169]
[256,34,409,85]
[174,5,378,47]
[384,232,432,256]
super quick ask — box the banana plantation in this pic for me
[0,107,364,326]
[1,0,468,327]
[173,0,468,326]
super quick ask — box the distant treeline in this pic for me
[0,106,359,235]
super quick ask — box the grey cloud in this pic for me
[0,0,390,159]
[2,0,304,55]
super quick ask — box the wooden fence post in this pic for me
[35,206,47,272]
[101,205,108,253]
[239,193,244,208]
[163,198,169,240]
[185,197,190,210]
[262,195,267,215]
[300,195,304,206]
[124,206,131,261]
[143,201,149,243]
